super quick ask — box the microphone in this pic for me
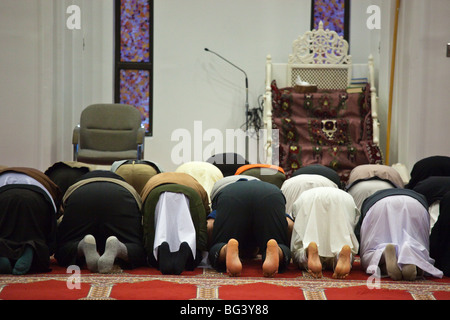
[205,48,253,161]
[204,48,249,122]
[204,48,248,89]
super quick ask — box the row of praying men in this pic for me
[0,155,449,280]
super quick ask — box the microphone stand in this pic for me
[204,48,250,160]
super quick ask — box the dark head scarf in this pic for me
[206,153,249,177]
[412,176,450,206]
[45,161,92,194]
[406,156,450,189]
[292,164,342,188]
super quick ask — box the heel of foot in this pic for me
[384,244,402,281]
[306,242,322,278]
[226,239,242,277]
[333,245,352,279]
[0,257,12,274]
[402,264,417,281]
[84,234,96,245]
[263,239,280,278]
[98,236,127,274]
[340,245,351,257]
[78,234,100,272]
[12,246,34,275]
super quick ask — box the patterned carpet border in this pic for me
[1,266,449,300]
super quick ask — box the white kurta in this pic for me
[153,192,197,260]
[428,201,440,233]
[360,195,443,278]
[290,187,360,267]
[281,174,338,218]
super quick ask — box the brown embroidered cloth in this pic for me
[271,80,382,182]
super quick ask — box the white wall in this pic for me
[51,0,114,163]
[151,0,313,171]
[0,0,44,169]
[147,0,376,171]
[0,0,114,171]
[2,0,447,174]
[391,0,450,170]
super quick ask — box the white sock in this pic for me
[77,234,100,272]
[98,236,128,273]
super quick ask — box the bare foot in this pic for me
[225,239,242,277]
[262,239,281,277]
[333,245,352,279]
[383,244,402,281]
[306,242,322,278]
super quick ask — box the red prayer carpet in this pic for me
[1,257,449,301]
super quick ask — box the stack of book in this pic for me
[346,78,368,93]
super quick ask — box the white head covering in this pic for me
[281,174,338,217]
[175,161,224,201]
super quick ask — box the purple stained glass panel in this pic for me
[119,69,150,133]
[312,0,346,37]
[120,0,150,62]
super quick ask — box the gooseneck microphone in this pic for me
[204,48,250,124]
[205,48,252,160]
[204,48,248,91]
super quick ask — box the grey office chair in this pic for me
[72,103,145,165]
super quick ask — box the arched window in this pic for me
[311,0,350,42]
[115,0,153,136]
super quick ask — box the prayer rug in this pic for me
[271,81,383,182]
[0,257,449,301]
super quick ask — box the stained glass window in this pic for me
[120,0,150,62]
[311,0,350,41]
[119,69,150,130]
[115,0,153,135]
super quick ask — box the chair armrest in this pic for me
[137,126,145,159]
[72,124,80,144]
[72,125,80,161]
[136,126,145,145]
